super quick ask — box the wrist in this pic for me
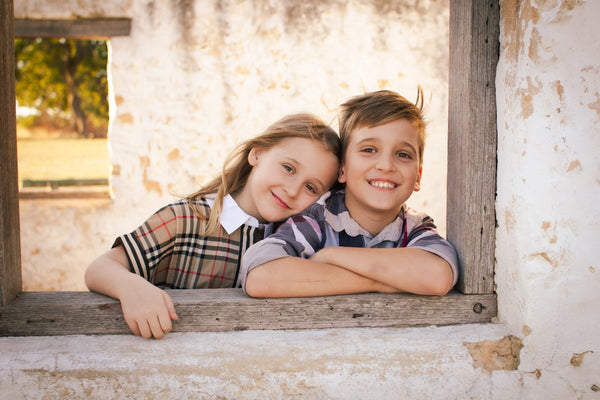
[115,270,148,300]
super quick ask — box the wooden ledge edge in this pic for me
[0,289,497,337]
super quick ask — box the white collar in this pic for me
[206,194,269,235]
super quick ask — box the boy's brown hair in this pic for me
[338,88,426,166]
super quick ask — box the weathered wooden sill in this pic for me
[0,289,497,336]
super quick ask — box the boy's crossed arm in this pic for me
[309,246,455,295]
[244,246,454,298]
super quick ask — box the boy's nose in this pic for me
[376,154,395,171]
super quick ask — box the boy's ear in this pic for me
[338,165,347,183]
[248,147,262,166]
[413,167,423,192]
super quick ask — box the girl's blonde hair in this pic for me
[187,113,341,234]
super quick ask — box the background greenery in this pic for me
[15,38,108,138]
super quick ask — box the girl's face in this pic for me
[234,137,339,223]
[339,118,422,235]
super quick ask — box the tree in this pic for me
[15,38,108,138]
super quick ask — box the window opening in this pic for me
[0,2,498,335]
[15,38,110,199]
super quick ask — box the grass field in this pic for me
[17,138,110,184]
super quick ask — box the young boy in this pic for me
[239,89,458,298]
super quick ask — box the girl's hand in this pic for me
[118,275,179,339]
[85,246,179,339]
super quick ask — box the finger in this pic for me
[137,320,153,339]
[162,291,179,321]
[157,311,173,334]
[157,296,173,333]
[148,316,167,339]
[124,316,141,337]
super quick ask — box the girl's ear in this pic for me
[338,165,347,183]
[248,147,262,166]
[413,167,423,192]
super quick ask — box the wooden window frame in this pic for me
[0,1,499,336]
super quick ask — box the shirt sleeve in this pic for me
[112,204,179,283]
[238,214,326,293]
[403,212,460,287]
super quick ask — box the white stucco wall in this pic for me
[16,0,450,291]
[3,0,600,399]
[494,0,600,397]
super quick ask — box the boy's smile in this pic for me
[339,119,422,235]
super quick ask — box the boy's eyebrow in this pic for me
[354,136,418,154]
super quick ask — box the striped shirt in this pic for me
[114,196,270,289]
[239,188,459,290]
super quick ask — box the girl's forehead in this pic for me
[272,136,325,152]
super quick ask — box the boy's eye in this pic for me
[305,184,317,194]
[360,147,376,153]
[397,151,412,159]
[283,164,294,173]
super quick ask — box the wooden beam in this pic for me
[0,290,497,336]
[15,18,131,39]
[0,0,22,306]
[447,0,500,294]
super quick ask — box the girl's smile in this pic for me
[235,137,340,223]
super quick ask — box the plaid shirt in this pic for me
[240,188,459,290]
[114,197,268,289]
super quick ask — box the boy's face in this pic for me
[339,119,422,227]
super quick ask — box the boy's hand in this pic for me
[118,275,179,339]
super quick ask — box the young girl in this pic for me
[240,90,458,298]
[85,114,341,339]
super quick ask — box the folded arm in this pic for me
[309,246,455,296]
[244,256,399,298]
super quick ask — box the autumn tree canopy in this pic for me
[15,38,109,138]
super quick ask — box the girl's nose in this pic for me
[284,180,302,198]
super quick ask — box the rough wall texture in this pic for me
[495,0,600,398]
[1,325,520,399]
[15,0,450,291]
[4,0,600,399]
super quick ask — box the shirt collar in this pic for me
[206,194,271,235]
[324,188,406,244]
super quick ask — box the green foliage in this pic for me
[15,38,109,137]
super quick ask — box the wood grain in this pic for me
[447,1,500,294]
[15,18,131,39]
[0,0,22,306]
[0,290,497,336]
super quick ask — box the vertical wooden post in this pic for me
[0,0,22,306]
[447,0,500,294]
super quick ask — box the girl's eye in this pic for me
[360,147,376,153]
[305,184,317,194]
[397,152,412,159]
[283,164,294,173]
